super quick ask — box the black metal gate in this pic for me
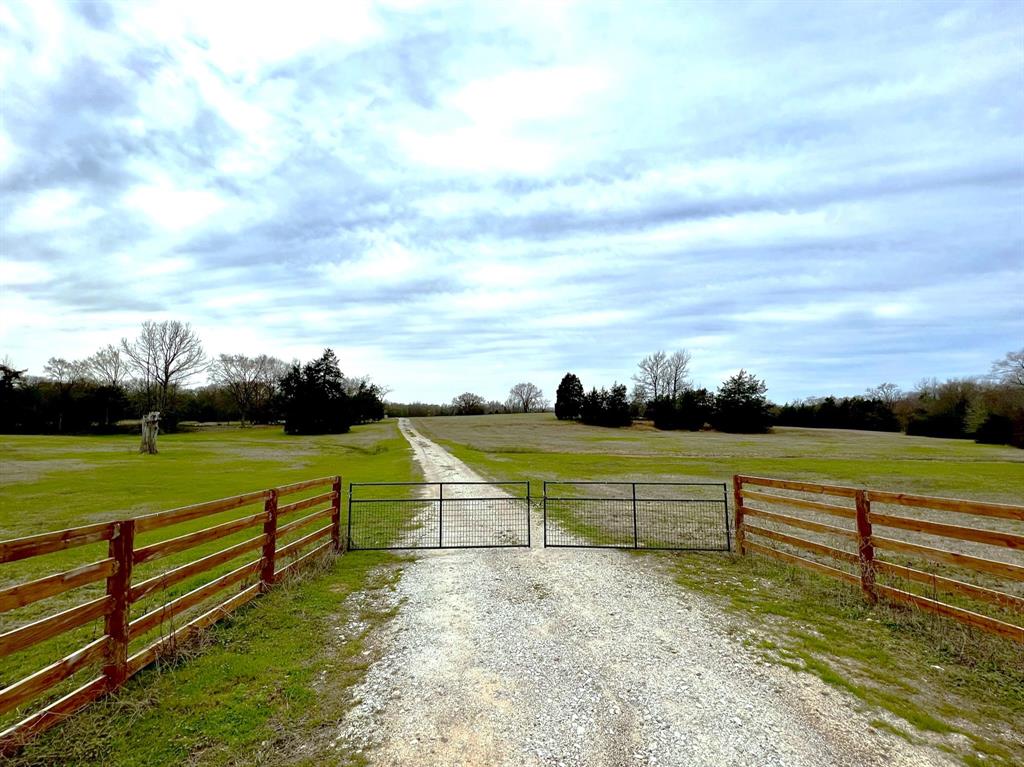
[543,481,730,550]
[347,481,530,550]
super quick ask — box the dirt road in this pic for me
[337,419,952,766]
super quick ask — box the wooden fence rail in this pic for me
[733,475,1024,643]
[0,476,343,752]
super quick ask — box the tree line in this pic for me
[0,321,386,436]
[389,382,549,417]
[553,347,1022,447]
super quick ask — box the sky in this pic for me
[1,0,1022,404]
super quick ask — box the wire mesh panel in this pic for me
[347,482,530,550]
[544,482,730,550]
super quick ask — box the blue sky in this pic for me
[1,0,1022,403]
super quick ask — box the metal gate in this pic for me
[347,481,530,550]
[543,481,730,550]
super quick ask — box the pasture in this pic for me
[1,416,1022,766]
[0,422,419,765]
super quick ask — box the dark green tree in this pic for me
[279,349,353,435]
[554,373,584,420]
[713,370,772,433]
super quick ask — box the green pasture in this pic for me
[411,413,1024,501]
[1,421,419,766]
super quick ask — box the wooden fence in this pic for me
[733,475,1024,643]
[0,475,343,751]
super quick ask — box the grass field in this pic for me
[413,414,1024,766]
[1,421,420,766]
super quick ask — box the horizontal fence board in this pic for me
[0,635,109,716]
[0,596,113,658]
[125,583,261,677]
[0,675,108,756]
[133,490,270,534]
[132,512,267,566]
[742,490,856,519]
[128,559,261,641]
[129,534,265,604]
[276,477,335,498]
[872,535,1024,581]
[275,540,333,580]
[875,584,1024,643]
[875,560,1024,611]
[277,491,337,518]
[741,506,858,540]
[865,491,1024,521]
[0,559,116,613]
[736,475,859,499]
[276,524,333,560]
[870,512,1024,550]
[744,524,858,564]
[0,522,117,564]
[276,507,333,538]
[745,540,861,585]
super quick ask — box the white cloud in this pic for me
[123,183,228,230]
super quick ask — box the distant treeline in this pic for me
[1,321,385,436]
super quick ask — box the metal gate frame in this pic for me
[542,481,730,551]
[347,481,531,550]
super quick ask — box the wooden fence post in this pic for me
[732,475,745,555]
[260,489,278,592]
[103,519,134,690]
[854,489,877,603]
[331,476,343,553]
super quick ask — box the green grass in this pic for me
[412,413,1024,766]
[1,421,420,764]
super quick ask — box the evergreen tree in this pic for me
[555,373,585,420]
[713,370,772,433]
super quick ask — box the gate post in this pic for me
[103,519,134,690]
[346,483,354,551]
[732,475,745,555]
[526,482,531,548]
[331,475,343,552]
[854,489,877,603]
[543,481,548,548]
[260,489,278,591]
[438,482,443,548]
[631,482,639,548]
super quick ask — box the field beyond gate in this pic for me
[543,481,730,550]
[347,482,531,549]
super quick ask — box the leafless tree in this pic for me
[664,349,692,399]
[86,344,129,388]
[452,392,486,415]
[866,382,902,406]
[632,350,667,401]
[210,353,284,426]
[121,320,207,412]
[507,382,544,413]
[42,357,88,432]
[991,349,1024,388]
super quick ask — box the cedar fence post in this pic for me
[103,519,135,690]
[732,475,745,555]
[854,489,877,603]
[260,489,278,592]
[331,476,343,552]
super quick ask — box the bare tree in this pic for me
[452,392,486,415]
[632,350,667,401]
[86,344,129,388]
[991,349,1024,388]
[507,382,544,413]
[121,320,207,412]
[664,349,692,400]
[866,382,902,406]
[210,353,283,426]
[42,357,88,432]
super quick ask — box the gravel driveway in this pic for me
[337,419,952,766]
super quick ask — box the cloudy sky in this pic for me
[1,0,1022,403]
